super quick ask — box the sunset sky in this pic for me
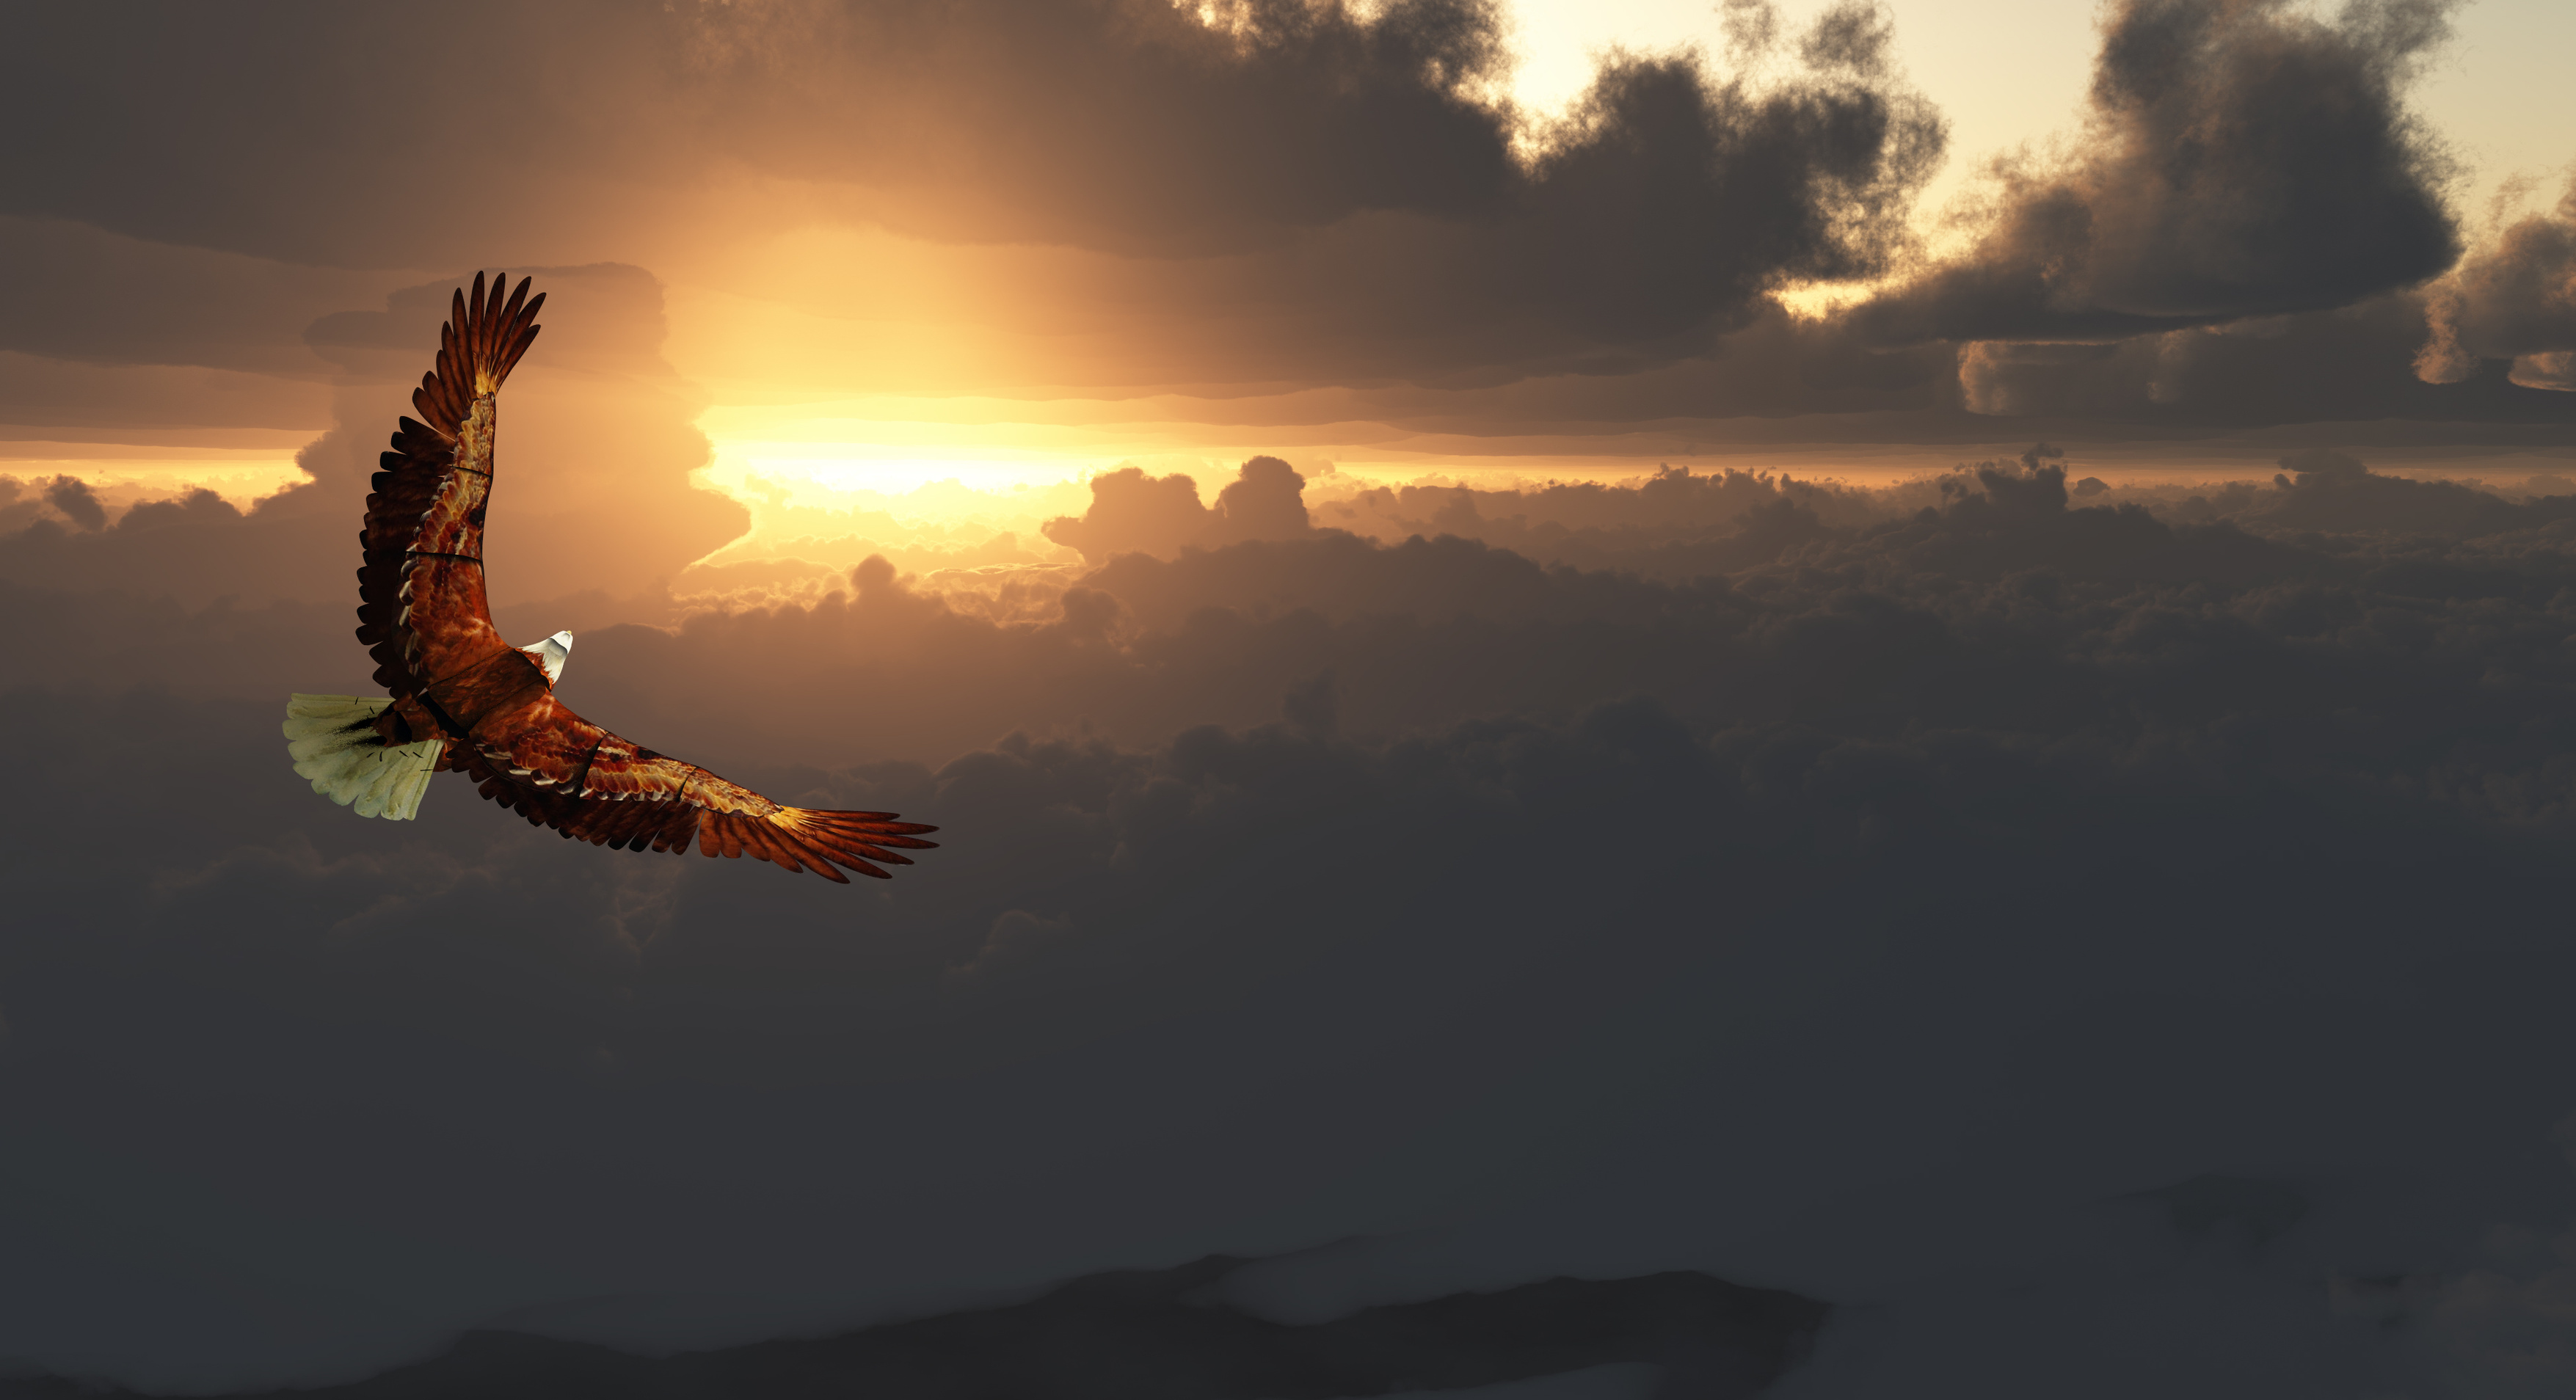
[9,0,2573,542]
[6,1,2576,1396]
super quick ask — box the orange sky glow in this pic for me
[9,0,2572,564]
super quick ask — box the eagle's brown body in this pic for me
[324,272,937,881]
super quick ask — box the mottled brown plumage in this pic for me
[352,273,937,881]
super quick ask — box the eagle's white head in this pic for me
[519,629,574,687]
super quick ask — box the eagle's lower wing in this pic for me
[456,689,939,883]
[354,273,544,711]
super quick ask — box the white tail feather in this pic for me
[283,693,440,821]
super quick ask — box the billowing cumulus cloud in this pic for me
[1043,456,1318,564]
[2419,174,2576,392]
[1858,0,2459,347]
[0,0,1941,395]
[745,0,1945,388]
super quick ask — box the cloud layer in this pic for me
[13,448,2576,1393]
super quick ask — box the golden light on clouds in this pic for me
[12,0,2569,552]
[2,446,308,512]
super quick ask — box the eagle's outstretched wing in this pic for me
[354,272,938,881]
[357,270,539,708]
[456,736,938,881]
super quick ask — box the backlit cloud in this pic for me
[1857,0,2461,348]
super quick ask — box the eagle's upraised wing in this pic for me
[354,273,938,881]
[357,271,542,708]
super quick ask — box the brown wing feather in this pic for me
[355,270,544,704]
[358,273,937,881]
[460,771,938,884]
[456,687,937,883]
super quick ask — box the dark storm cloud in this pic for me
[2420,174,2576,392]
[13,451,2576,1391]
[0,0,1510,266]
[1950,292,2576,425]
[1857,0,2460,348]
[687,0,1524,256]
[1180,284,2567,434]
[8,0,2552,429]
[745,0,1939,387]
[1309,299,1966,426]
[0,1,1941,390]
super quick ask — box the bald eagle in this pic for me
[283,274,938,882]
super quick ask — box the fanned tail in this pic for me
[283,694,442,821]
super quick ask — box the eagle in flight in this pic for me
[282,274,938,882]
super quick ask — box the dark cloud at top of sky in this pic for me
[683,0,1524,255]
[0,0,1923,257]
[4,0,2568,429]
[0,0,1517,266]
[1856,0,2461,348]
[712,0,1941,384]
[0,0,1946,391]
[1474,22,1943,360]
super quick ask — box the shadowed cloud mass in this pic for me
[2419,172,2576,392]
[14,451,2576,1395]
[0,0,1943,395]
[1857,0,2461,347]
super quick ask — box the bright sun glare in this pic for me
[712,449,1091,498]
